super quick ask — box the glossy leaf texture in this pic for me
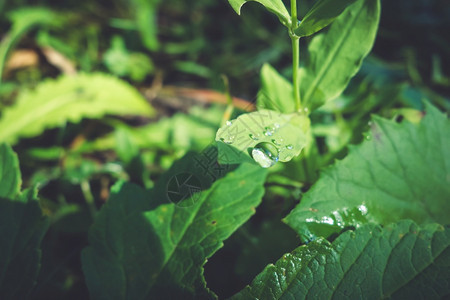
[227,0,291,27]
[295,0,357,37]
[285,103,450,241]
[82,157,267,299]
[257,64,295,113]
[231,220,450,299]
[0,144,21,198]
[299,0,380,110]
[0,73,155,145]
[0,144,49,299]
[215,110,310,166]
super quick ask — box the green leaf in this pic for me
[257,64,295,113]
[0,73,155,145]
[227,0,291,27]
[132,0,161,51]
[299,0,380,109]
[231,220,450,299]
[295,0,357,37]
[0,188,49,300]
[0,7,63,81]
[285,103,450,241]
[82,159,267,299]
[215,110,310,166]
[0,144,21,198]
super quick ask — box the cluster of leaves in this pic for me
[0,0,449,299]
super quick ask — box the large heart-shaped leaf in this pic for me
[215,110,310,167]
[285,103,450,241]
[231,220,450,299]
[227,0,291,27]
[0,73,155,144]
[0,144,21,199]
[295,0,357,37]
[82,153,267,299]
[299,0,380,109]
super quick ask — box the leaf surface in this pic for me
[232,220,450,299]
[257,64,295,113]
[227,0,290,26]
[299,0,380,109]
[215,110,310,165]
[295,0,357,37]
[0,144,21,198]
[0,73,155,144]
[0,144,49,300]
[285,103,450,241]
[82,158,267,299]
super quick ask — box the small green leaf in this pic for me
[82,155,267,299]
[299,0,380,109]
[215,110,310,166]
[0,73,155,145]
[227,0,291,27]
[285,103,450,241]
[257,63,295,113]
[295,0,357,37]
[0,144,21,199]
[232,220,450,299]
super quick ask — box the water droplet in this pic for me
[271,138,284,146]
[365,134,372,141]
[274,123,280,129]
[303,107,309,114]
[358,204,368,216]
[249,133,260,141]
[251,142,279,168]
[220,135,235,144]
[226,120,232,126]
[263,126,274,136]
[286,144,293,150]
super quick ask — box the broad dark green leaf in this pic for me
[257,64,295,113]
[227,0,291,27]
[285,103,450,241]
[299,0,380,109]
[0,73,155,144]
[0,189,49,300]
[295,0,357,37]
[0,144,21,198]
[215,110,310,167]
[232,220,450,299]
[82,159,267,299]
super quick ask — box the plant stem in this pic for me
[290,0,301,112]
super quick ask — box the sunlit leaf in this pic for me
[215,110,310,167]
[299,0,380,109]
[0,73,155,144]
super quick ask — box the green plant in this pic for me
[0,0,449,299]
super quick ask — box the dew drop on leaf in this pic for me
[251,142,279,168]
[226,120,232,126]
[249,133,260,141]
[286,144,293,150]
[263,126,274,136]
